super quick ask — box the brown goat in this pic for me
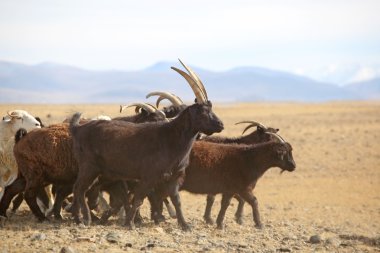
[153,133,295,229]
[0,124,77,221]
[199,121,279,225]
[151,121,280,225]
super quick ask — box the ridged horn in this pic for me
[120,103,156,114]
[146,91,184,107]
[7,111,22,119]
[171,66,206,104]
[178,59,208,100]
[267,132,286,143]
[235,120,268,135]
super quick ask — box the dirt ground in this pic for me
[0,101,379,253]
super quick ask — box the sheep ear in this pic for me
[275,128,279,133]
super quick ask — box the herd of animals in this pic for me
[0,59,296,231]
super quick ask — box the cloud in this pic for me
[349,67,380,83]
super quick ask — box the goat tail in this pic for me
[69,112,82,135]
[15,128,28,143]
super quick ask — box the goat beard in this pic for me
[280,169,285,174]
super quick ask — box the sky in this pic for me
[0,0,380,84]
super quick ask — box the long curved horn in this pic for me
[120,103,156,114]
[235,120,268,135]
[146,91,183,107]
[178,59,208,100]
[267,132,286,143]
[7,111,22,119]
[144,103,167,119]
[171,67,206,104]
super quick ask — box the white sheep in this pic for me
[0,110,42,202]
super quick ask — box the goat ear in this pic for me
[140,109,149,115]
[257,126,265,133]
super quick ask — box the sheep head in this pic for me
[2,110,41,136]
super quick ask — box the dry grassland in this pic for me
[0,101,379,252]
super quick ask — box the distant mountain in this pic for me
[0,60,374,104]
[344,78,380,99]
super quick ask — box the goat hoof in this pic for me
[255,223,263,229]
[0,215,7,227]
[180,223,191,231]
[54,214,63,220]
[83,220,91,226]
[204,217,214,225]
[216,223,224,230]
[38,217,49,223]
[153,214,165,224]
[124,220,135,230]
[99,218,108,225]
[134,216,144,225]
[235,217,243,225]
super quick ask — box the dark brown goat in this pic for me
[150,121,280,225]
[69,60,224,230]
[176,133,295,229]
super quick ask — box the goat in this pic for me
[200,121,279,225]
[52,103,168,219]
[154,132,295,229]
[69,59,224,230]
[0,103,166,222]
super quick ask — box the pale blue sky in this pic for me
[1,0,379,83]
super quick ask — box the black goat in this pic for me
[69,60,224,230]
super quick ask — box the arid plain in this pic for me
[0,101,379,252]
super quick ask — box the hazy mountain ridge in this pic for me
[0,60,378,103]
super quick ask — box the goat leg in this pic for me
[147,192,165,224]
[124,182,151,229]
[0,177,26,218]
[50,184,72,220]
[167,177,190,231]
[216,193,233,229]
[11,193,24,213]
[164,198,176,218]
[203,194,216,225]
[234,194,245,225]
[72,168,99,226]
[24,185,48,222]
[240,191,262,229]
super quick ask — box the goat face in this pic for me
[273,142,296,172]
[188,102,224,136]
